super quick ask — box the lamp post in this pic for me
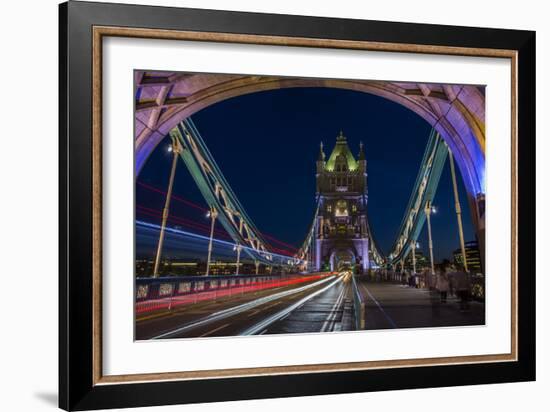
[233,244,242,275]
[425,201,436,276]
[448,148,469,272]
[205,206,218,276]
[411,240,418,274]
[152,137,182,278]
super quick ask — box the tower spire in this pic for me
[318,141,325,161]
[337,130,346,142]
[358,141,366,160]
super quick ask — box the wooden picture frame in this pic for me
[59,1,535,410]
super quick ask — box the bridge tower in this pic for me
[315,131,370,273]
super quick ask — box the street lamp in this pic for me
[424,201,436,277]
[152,136,182,278]
[448,147,469,272]
[233,244,242,275]
[205,206,218,276]
[411,240,418,274]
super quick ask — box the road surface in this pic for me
[136,273,352,339]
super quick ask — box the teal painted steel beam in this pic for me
[388,129,448,265]
[170,119,278,265]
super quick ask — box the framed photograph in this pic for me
[59,1,535,410]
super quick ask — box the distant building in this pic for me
[403,250,430,272]
[135,258,152,277]
[453,240,483,273]
[135,258,200,277]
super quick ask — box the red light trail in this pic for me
[137,180,299,253]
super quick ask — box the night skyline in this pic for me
[136,86,475,263]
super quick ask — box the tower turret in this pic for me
[358,141,367,172]
[316,142,326,193]
[358,141,366,161]
[318,141,326,161]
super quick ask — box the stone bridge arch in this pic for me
[135,71,486,238]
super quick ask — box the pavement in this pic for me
[357,280,485,330]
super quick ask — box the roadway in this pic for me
[136,272,353,340]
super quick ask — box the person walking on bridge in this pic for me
[436,271,450,303]
[454,267,471,312]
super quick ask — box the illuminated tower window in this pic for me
[335,200,348,217]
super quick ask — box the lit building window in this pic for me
[335,200,348,217]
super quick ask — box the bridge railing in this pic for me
[135,272,332,315]
[351,274,366,330]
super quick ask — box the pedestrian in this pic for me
[454,268,471,311]
[436,271,450,303]
[429,270,440,314]
[448,272,456,297]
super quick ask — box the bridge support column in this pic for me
[153,137,182,277]
[315,239,322,271]
[352,238,369,273]
[411,240,417,274]
[449,148,469,272]
[425,201,436,276]
[205,207,218,276]
[475,194,486,273]
[234,244,242,275]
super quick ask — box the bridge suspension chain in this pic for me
[387,129,449,267]
[169,118,296,266]
[365,215,385,267]
[294,203,320,267]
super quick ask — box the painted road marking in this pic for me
[320,284,346,332]
[247,308,262,318]
[360,283,398,328]
[241,276,343,335]
[199,323,231,337]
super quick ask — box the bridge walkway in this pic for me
[355,279,485,330]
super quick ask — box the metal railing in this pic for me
[135,273,331,315]
[351,274,366,330]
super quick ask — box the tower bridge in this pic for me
[135,81,486,339]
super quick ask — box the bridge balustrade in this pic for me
[135,273,332,314]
